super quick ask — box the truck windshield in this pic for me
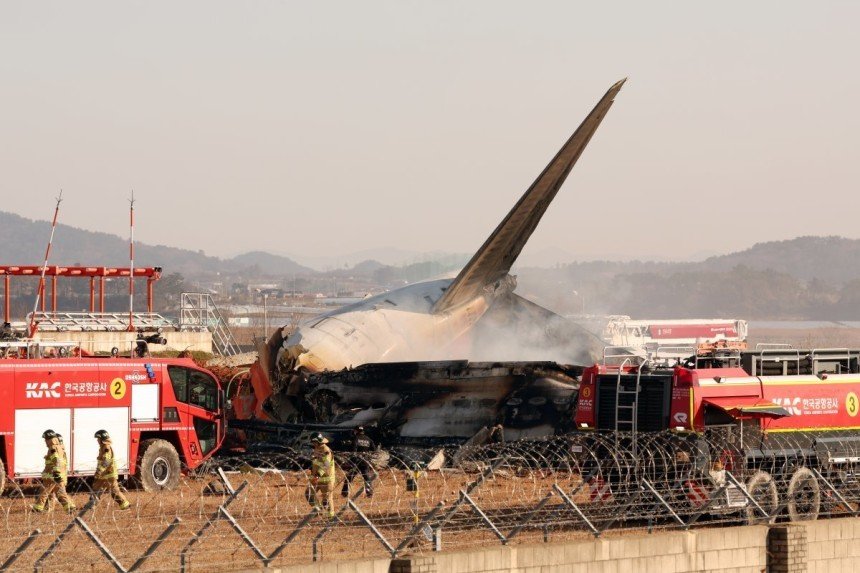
[167,366,219,412]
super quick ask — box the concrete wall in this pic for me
[35,330,213,353]
[392,527,770,573]
[806,517,860,573]
[272,558,391,573]
[243,517,860,573]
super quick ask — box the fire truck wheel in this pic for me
[138,439,181,491]
[787,467,820,521]
[745,470,778,524]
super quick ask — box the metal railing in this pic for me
[27,312,174,332]
[178,293,240,356]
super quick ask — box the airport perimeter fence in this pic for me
[0,430,858,572]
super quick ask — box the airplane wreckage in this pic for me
[242,79,627,446]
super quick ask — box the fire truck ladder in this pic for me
[179,292,240,356]
[614,358,646,459]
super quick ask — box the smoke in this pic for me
[459,293,603,365]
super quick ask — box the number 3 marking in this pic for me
[847,392,858,417]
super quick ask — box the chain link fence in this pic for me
[1,430,858,572]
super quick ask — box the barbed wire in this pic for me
[1,430,858,572]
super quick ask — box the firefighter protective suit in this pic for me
[310,436,336,517]
[33,436,75,512]
[93,437,130,509]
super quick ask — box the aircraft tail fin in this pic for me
[433,79,625,314]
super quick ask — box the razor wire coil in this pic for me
[1,430,859,572]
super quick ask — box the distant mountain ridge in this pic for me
[223,251,314,275]
[280,247,469,271]
[2,211,859,285]
[700,236,860,282]
[0,211,313,276]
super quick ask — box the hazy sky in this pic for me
[2,1,858,265]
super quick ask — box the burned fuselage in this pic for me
[297,360,582,445]
[246,81,626,442]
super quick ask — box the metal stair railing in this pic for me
[179,292,240,356]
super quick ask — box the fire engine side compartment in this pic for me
[759,375,860,432]
[685,369,762,432]
[7,360,131,477]
[1,357,225,481]
[678,369,860,463]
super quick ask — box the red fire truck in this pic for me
[576,347,860,438]
[574,347,860,520]
[0,343,225,493]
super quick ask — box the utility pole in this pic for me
[29,191,63,337]
[127,192,136,331]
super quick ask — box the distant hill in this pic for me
[0,211,313,277]
[224,251,314,275]
[517,236,860,286]
[3,208,860,293]
[700,236,860,283]
[283,247,469,270]
[350,259,387,274]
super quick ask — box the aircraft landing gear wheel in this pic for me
[745,470,778,524]
[787,467,820,521]
[137,439,181,491]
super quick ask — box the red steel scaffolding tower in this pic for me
[0,266,162,324]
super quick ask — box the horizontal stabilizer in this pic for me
[433,79,625,314]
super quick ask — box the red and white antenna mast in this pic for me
[29,191,63,337]
[127,191,136,332]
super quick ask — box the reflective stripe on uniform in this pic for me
[41,449,68,481]
[312,447,335,484]
[96,445,118,480]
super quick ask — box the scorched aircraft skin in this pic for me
[252,79,627,427]
[301,361,583,444]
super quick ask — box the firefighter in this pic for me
[309,433,336,517]
[32,429,76,513]
[340,426,376,498]
[56,433,69,471]
[406,461,422,523]
[488,424,505,444]
[93,430,131,510]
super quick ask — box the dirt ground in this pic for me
[0,463,702,573]
[0,469,583,572]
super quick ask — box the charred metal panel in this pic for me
[282,360,582,445]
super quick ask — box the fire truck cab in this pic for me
[0,353,225,493]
